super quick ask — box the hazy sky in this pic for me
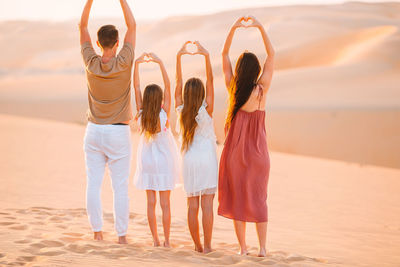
[0,0,397,21]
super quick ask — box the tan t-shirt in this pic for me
[81,41,134,124]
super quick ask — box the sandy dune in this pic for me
[0,2,399,168]
[0,2,399,266]
[1,114,399,267]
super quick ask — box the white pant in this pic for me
[84,122,132,236]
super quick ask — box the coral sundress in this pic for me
[218,109,270,222]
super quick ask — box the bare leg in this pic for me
[187,196,203,252]
[146,190,160,246]
[233,220,248,255]
[256,222,267,257]
[159,190,171,247]
[94,231,103,241]
[201,194,214,253]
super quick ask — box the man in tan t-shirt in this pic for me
[79,0,135,244]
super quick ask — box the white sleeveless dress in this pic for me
[176,103,218,197]
[134,109,180,191]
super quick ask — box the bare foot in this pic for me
[195,245,204,253]
[93,231,103,241]
[203,247,212,254]
[258,247,267,257]
[238,249,249,256]
[153,240,161,247]
[163,241,170,248]
[118,236,128,244]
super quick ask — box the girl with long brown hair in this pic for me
[218,16,275,257]
[133,52,180,247]
[175,41,218,253]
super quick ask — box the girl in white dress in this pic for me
[133,52,180,247]
[175,41,218,253]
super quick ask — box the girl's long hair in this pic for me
[141,84,163,139]
[180,78,205,152]
[225,52,261,130]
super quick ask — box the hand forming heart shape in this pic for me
[185,41,198,55]
[241,16,254,27]
[143,54,152,62]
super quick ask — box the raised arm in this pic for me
[79,0,93,45]
[195,41,214,116]
[175,41,191,108]
[148,53,171,115]
[222,17,245,89]
[119,0,136,48]
[249,16,275,92]
[133,53,146,111]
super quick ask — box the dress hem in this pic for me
[135,186,176,192]
[217,211,268,223]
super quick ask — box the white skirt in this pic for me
[134,129,180,191]
[182,136,218,196]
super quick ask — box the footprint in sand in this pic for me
[0,253,5,258]
[30,243,46,249]
[14,239,31,244]
[215,255,242,265]
[9,225,29,230]
[15,210,28,214]
[6,261,26,266]
[48,216,64,223]
[0,212,10,216]
[71,243,108,254]
[41,240,65,248]
[286,254,307,262]
[16,256,37,262]
[65,243,90,254]
[104,249,131,260]
[0,221,17,226]
[204,251,224,258]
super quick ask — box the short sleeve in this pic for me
[196,103,211,123]
[81,42,98,66]
[117,42,134,67]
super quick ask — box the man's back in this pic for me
[81,42,134,124]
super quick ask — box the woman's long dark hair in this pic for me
[225,52,261,130]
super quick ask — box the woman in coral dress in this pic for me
[218,16,275,257]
